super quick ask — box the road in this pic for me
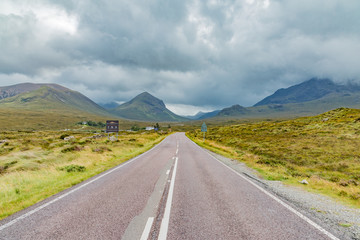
[0,133,339,239]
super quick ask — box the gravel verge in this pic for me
[204,148,360,240]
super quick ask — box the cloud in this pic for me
[1,0,360,115]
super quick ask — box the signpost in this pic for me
[201,122,207,141]
[106,120,119,140]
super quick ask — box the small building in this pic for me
[146,126,154,131]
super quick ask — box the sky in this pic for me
[1,0,360,115]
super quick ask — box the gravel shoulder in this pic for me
[204,148,360,240]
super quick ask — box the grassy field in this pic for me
[187,108,360,207]
[0,129,167,220]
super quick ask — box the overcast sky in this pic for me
[1,0,360,115]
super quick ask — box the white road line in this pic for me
[166,170,170,175]
[192,141,339,240]
[0,138,168,232]
[175,149,178,155]
[140,217,154,240]
[158,157,178,240]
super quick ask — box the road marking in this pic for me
[193,141,340,240]
[140,217,154,240]
[0,137,168,232]
[175,149,178,155]
[166,170,170,175]
[158,157,178,240]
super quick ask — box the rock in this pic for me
[109,136,117,141]
[300,179,309,185]
[64,136,75,141]
[322,118,329,122]
[0,140,8,144]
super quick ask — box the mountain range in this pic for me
[0,78,360,127]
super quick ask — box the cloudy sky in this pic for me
[1,0,360,115]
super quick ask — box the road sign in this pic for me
[201,122,207,132]
[106,120,119,133]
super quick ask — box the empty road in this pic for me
[0,133,339,239]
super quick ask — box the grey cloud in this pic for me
[1,0,360,113]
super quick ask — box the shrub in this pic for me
[59,164,86,173]
[61,146,83,153]
[92,146,111,153]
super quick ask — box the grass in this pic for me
[0,130,168,220]
[187,108,360,208]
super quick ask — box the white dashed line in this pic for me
[140,217,154,240]
[158,157,178,240]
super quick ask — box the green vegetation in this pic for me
[187,108,360,207]
[112,92,187,122]
[338,222,353,228]
[0,130,168,220]
[76,121,106,127]
[0,85,110,116]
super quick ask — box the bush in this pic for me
[59,164,86,173]
[92,146,111,153]
[61,146,83,153]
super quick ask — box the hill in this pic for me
[254,78,360,106]
[0,83,69,100]
[112,92,188,122]
[185,110,221,120]
[217,104,249,117]
[0,84,109,116]
[0,83,117,130]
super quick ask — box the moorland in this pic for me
[0,129,167,220]
[187,108,360,207]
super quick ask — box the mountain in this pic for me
[0,83,68,100]
[0,83,110,116]
[254,78,360,106]
[112,92,188,122]
[185,110,221,120]
[198,110,221,119]
[208,78,360,119]
[98,101,120,109]
[184,111,206,120]
[0,83,118,130]
[217,104,249,117]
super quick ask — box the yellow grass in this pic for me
[187,108,360,208]
[0,130,167,220]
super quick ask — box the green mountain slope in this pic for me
[0,83,68,100]
[112,92,188,122]
[217,104,249,117]
[0,85,110,116]
[254,78,360,106]
[212,92,360,120]
[210,78,360,120]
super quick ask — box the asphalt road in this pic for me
[0,133,340,240]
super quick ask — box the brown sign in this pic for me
[106,120,119,133]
